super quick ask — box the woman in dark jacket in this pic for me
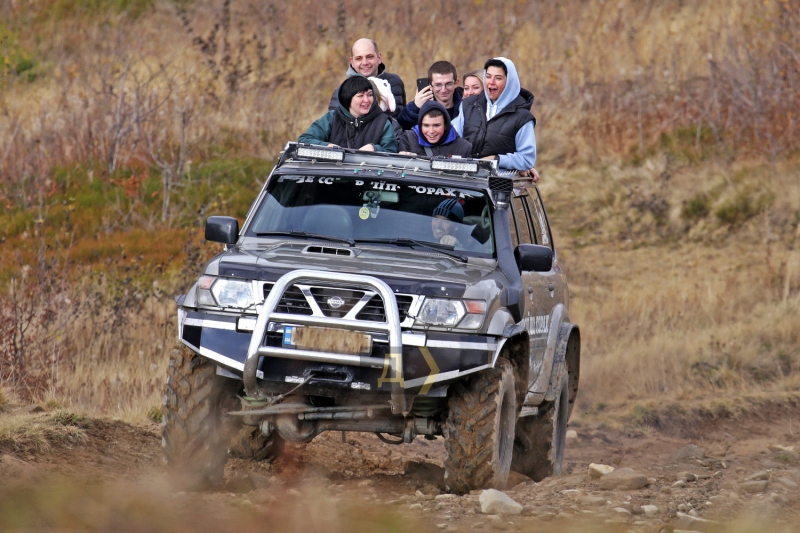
[299,76,397,152]
[398,100,472,158]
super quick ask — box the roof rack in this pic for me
[277,142,521,201]
[279,142,501,177]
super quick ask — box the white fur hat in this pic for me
[368,77,396,112]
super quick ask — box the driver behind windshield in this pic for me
[431,198,467,248]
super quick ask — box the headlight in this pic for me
[211,278,255,308]
[416,298,486,329]
[196,276,255,309]
[418,299,466,327]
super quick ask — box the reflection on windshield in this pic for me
[246,175,494,256]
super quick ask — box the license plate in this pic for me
[282,326,372,355]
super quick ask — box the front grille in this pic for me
[355,294,414,322]
[263,281,414,322]
[264,284,313,315]
[310,287,363,318]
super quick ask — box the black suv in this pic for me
[163,143,580,493]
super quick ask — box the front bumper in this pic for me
[178,270,500,412]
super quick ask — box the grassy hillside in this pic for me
[0,0,798,422]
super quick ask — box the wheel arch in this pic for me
[546,323,580,417]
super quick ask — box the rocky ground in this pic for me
[2,401,800,531]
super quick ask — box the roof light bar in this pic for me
[430,159,479,173]
[296,146,345,162]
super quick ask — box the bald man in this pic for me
[329,38,406,118]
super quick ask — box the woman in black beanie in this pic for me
[299,76,398,152]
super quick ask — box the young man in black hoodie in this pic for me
[398,101,472,158]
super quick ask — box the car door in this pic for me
[525,185,564,333]
[510,189,546,389]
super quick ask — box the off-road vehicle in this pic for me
[163,143,580,493]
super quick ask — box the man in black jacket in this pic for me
[329,38,406,118]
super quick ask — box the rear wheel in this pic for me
[443,358,517,494]
[162,346,237,489]
[511,373,568,481]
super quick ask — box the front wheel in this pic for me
[511,373,568,481]
[443,358,517,494]
[162,346,238,489]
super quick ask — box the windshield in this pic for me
[245,174,494,256]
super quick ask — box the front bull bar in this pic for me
[242,269,407,414]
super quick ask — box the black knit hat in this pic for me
[433,198,464,223]
[339,76,373,111]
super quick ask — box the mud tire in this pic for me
[443,358,517,494]
[228,424,285,462]
[162,345,238,489]
[511,373,568,482]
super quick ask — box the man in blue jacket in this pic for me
[452,57,536,173]
[397,61,463,130]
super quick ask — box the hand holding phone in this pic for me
[414,77,433,108]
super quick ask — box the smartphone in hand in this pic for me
[416,77,430,92]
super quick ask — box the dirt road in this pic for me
[2,401,800,531]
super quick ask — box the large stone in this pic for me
[597,467,648,490]
[776,477,799,489]
[746,471,770,481]
[675,512,721,532]
[669,444,705,463]
[479,489,523,515]
[641,504,659,517]
[588,463,615,479]
[740,480,769,493]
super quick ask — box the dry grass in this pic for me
[0,0,798,422]
[0,410,87,454]
[540,158,800,414]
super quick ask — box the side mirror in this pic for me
[205,216,239,244]
[514,244,553,272]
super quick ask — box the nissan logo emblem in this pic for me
[327,296,345,309]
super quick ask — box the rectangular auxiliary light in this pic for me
[430,159,479,173]
[296,146,345,162]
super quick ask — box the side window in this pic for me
[525,187,553,250]
[511,196,532,244]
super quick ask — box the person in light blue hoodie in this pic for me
[452,57,537,176]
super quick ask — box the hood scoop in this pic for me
[302,245,356,258]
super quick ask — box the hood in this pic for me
[484,57,521,115]
[413,100,458,147]
[345,62,386,79]
[219,240,496,288]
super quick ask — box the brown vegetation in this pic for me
[0,0,798,422]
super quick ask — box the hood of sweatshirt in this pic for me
[413,100,458,147]
[484,57,523,116]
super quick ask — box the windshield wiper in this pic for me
[254,231,354,247]
[355,238,467,263]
